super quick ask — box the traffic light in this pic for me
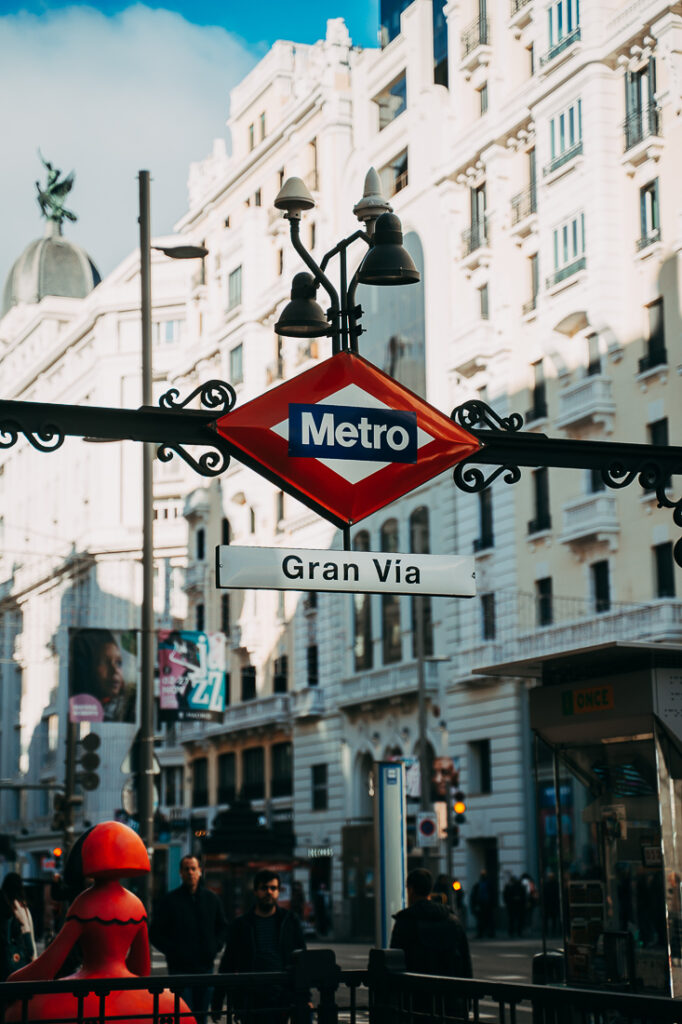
[52,793,67,832]
[449,824,460,847]
[76,732,101,791]
[453,790,467,824]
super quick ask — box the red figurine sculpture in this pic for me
[6,821,195,1024]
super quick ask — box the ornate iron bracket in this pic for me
[451,399,682,566]
[155,380,236,477]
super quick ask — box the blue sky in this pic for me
[0,0,379,297]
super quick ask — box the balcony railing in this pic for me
[546,256,585,288]
[461,16,490,57]
[540,26,581,65]
[556,374,615,429]
[510,185,537,224]
[623,106,661,151]
[638,345,667,374]
[339,657,440,709]
[543,140,583,176]
[510,0,532,13]
[522,296,537,315]
[559,493,619,546]
[636,227,661,251]
[461,219,489,257]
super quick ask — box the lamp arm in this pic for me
[345,234,371,354]
[289,219,340,314]
[319,229,370,274]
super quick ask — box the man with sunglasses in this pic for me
[211,869,306,1023]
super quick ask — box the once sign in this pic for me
[216,545,476,597]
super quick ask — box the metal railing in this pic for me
[543,140,582,176]
[510,0,532,15]
[623,105,661,150]
[4,949,682,1024]
[540,26,581,65]
[636,226,661,251]
[510,185,537,224]
[461,16,490,57]
[522,295,537,315]
[461,219,489,257]
[545,256,585,288]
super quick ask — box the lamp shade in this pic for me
[357,212,420,286]
[274,177,315,217]
[274,272,330,338]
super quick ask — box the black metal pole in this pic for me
[138,170,155,907]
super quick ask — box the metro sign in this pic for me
[213,352,480,527]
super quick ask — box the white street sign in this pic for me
[216,546,476,597]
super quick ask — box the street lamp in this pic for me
[138,170,207,907]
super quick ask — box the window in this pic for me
[591,560,611,614]
[242,746,265,800]
[379,149,408,197]
[433,0,448,85]
[375,72,407,130]
[547,98,582,172]
[307,644,319,687]
[165,765,182,806]
[529,467,551,533]
[624,60,658,149]
[469,739,492,794]
[259,111,266,140]
[586,333,601,376]
[474,488,494,551]
[277,249,284,276]
[481,593,496,640]
[589,467,605,493]
[549,212,585,285]
[254,188,262,208]
[218,752,236,804]
[221,594,230,635]
[274,654,288,693]
[523,253,539,315]
[639,298,666,372]
[228,266,242,310]
[276,490,285,525]
[271,741,292,797]
[152,320,183,345]
[248,123,255,150]
[309,222,316,250]
[353,530,373,671]
[528,43,535,75]
[249,507,256,533]
[192,757,208,806]
[229,343,244,385]
[410,507,433,658]
[647,418,670,488]
[469,184,487,251]
[479,82,488,115]
[195,603,205,632]
[196,527,205,561]
[545,0,580,60]
[304,591,318,612]
[381,519,402,663]
[308,137,318,190]
[638,179,660,250]
[479,282,489,319]
[278,167,285,189]
[312,764,328,810]
[222,518,231,545]
[654,542,676,598]
[528,360,548,421]
[536,577,553,626]
[241,664,256,701]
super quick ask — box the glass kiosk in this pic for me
[529,643,682,995]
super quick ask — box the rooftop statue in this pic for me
[35,151,77,228]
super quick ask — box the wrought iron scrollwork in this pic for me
[157,443,231,478]
[451,400,524,433]
[453,461,521,492]
[159,379,236,414]
[0,419,64,452]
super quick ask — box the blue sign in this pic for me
[288,403,418,463]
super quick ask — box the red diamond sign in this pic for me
[213,352,480,527]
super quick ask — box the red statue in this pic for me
[6,821,195,1024]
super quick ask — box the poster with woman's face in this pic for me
[69,628,139,724]
[158,630,226,722]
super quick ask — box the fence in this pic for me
[2,948,682,1024]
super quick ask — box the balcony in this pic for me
[540,26,581,68]
[638,345,667,376]
[460,17,491,77]
[509,0,532,36]
[451,321,500,377]
[202,694,292,738]
[559,492,619,547]
[622,107,662,171]
[556,375,616,431]
[546,256,585,290]
[522,296,538,316]
[460,220,491,273]
[510,186,537,240]
[543,141,583,178]
[183,563,208,593]
[636,227,661,253]
[291,687,325,719]
[338,658,440,710]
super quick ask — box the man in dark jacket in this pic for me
[211,869,306,1024]
[150,855,227,1019]
[390,868,472,1022]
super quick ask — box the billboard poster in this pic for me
[69,628,139,724]
[158,630,226,722]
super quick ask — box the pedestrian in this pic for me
[1,874,36,980]
[150,854,227,1021]
[211,869,306,1024]
[521,872,538,933]
[390,868,472,1023]
[432,873,454,911]
[503,875,526,937]
[470,870,495,938]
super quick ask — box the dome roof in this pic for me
[2,221,101,317]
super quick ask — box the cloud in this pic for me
[0,4,257,289]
